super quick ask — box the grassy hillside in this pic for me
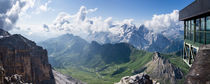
[39,34,189,84]
[55,50,189,84]
[55,50,154,84]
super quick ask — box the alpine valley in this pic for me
[39,24,188,84]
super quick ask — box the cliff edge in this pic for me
[0,29,55,84]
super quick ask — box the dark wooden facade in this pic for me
[179,0,210,21]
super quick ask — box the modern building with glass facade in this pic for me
[179,0,210,66]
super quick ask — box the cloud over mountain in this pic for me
[44,6,183,39]
[45,6,135,38]
[144,10,183,33]
[0,0,35,31]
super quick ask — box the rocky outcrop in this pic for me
[53,70,85,84]
[0,29,55,84]
[115,73,157,84]
[116,52,183,84]
[144,52,183,84]
[185,45,210,84]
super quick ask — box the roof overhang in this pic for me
[179,0,210,21]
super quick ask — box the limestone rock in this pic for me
[144,52,183,84]
[115,73,156,84]
[0,29,55,84]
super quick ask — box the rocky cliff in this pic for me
[185,45,210,84]
[0,29,55,84]
[143,52,183,84]
[115,73,157,84]
[117,52,183,84]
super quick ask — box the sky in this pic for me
[0,0,194,42]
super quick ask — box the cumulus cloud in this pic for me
[0,0,35,31]
[45,6,135,38]
[144,10,183,33]
[36,0,51,14]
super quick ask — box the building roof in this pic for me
[179,0,210,21]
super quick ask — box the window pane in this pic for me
[187,21,190,40]
[191,20,194,31]
[190,20,194,41]
[196,19,200,42]
[196,32,200,43]
[201,32,205,44]
[201,18,205,31]
[196,19,200,31]
[185,21,187,39]
[206,32,210,44]
[207,16,210,31]
[186,21,189,39]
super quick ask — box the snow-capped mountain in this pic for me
[84,24,183,53]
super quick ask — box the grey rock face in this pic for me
[117,53,183,84]
[53,70,86,84]
[115,73,155,84]
[144,52,183,84]
[185,45,210,84]
[0,29,55,84]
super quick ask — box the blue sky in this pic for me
[49,0,194,23]
[2,0,194,42]
[18,0,194,25]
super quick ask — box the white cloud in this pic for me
[39,0,51,12]
[144,10,183,33]
[33,0,52,14]
[44,6,135,39]
[11,5,183,42]
[21,0,35,12]
[0,0,35,31]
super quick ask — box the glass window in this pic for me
[185,21,188,40]
[206,32,210,44]
[196,19,200,31]
[190,20,194,41]
[201,18,205,44]
[191,20,194,31]
[201,18,205,31]
[201,32,205,44]
[187,21,190,40]
[196,19,200,43]
[207,16,210,31]
[206,16,210,44]
[184,21,187,39]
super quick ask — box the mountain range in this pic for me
[39,33,188,84]
[57,24,183,53]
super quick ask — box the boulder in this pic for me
[115,73,155,84]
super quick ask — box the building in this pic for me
[179,0,210,66]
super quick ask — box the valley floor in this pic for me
[55,52,189,84]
